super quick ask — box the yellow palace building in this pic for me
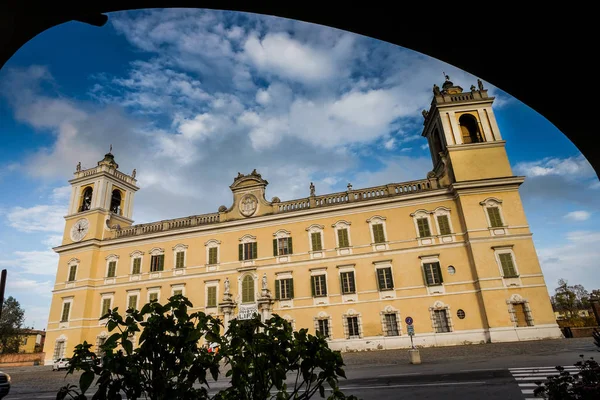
[43,77,562,364]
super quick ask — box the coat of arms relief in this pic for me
[239,194,258,217]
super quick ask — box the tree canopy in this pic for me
[0,296,26,354]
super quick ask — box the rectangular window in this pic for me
[499,253,518,277]
[276,278,294,300]
[242,276,255,303]
[54,341,65,360]
[239,242,258,261]
[149,293,158,302]
[434,309,451,333]
[173,289,183,296]
[107,261,116,277]
[68,265,77,282]
[175,251,184,268]
[208,247,218,264]
[423,262,443,286]
[150,254,165,272]
[132,258,141,274]
[487,207,503,227]
[60,302,71,322]
[317,319,330,338]
[376,267,394,291]
[340,271,356,294]
[347,316,360,338]
[417,218,431,238]
[372,224,386,243]
[384,314,399,336]
[437,215,451,235]
[207,286,217,307]
[128,295,138,311]
[337,228,350,248]
[311,232,323,251]
[273,237,293,256]
[311,275,327,297]
[513,303,531,327]
[101,298,111,317]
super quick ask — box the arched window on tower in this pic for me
[430,128,443,161]
[80,187,93,212]
[459,114,484,144]
[110,190,122,215]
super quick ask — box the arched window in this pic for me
[110,190,122,214]
[80,187,93,212]
[242,275,255,303]
[459,114,484,144]
[430,128,443,158]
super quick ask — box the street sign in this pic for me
[405,316,413,325]
[407,325,415,336]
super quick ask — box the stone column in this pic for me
[257,288,274,322]
[219,293,236,332]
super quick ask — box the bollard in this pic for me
[408,348,421,364]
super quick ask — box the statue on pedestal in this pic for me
[262,273,268,290]
[224,277,230,295]
[310,182,315,197]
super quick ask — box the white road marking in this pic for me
[379,372,422,377]
[509,365,581,399]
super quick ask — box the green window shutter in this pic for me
[252,242,258,259]
[487,207,503,227]
[438,215,451,235]
[311,276,316,297]
[349,272,356,293]
[242,276,254,303]
[376,269,385,290]
[275,280,281,299]
[149,293,158,302]
[176,252,184,268]
[338,228,349,248]
[373,224,385,243]
[417,218,431,237]
[128,295,137,311]
[422,264,432,286]
[311,232,322,251]
[133,258,141,274]
[102,299,111,316]
[387,267,395,288]
[68,265,77,281]
[158,254,165,271]
[289,278,294,299]
[287,237,293,254]
[273,239,278,256]
[208,247,217,264]
[61,303,70,322]
[238,244,243,261]
[435,262,444,284]
[173,290,183,296]
[207,286,217,307]
[499,253,517,277]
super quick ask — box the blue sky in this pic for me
[0,9,598,330]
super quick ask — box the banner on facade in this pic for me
[237,304,259,320]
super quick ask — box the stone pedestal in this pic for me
[219,293,236,331]
[257,289,275,322]
[408,349,421,365]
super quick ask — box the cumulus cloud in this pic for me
[0,249,58,276]
[564,211,591,221]
[6,205,66,233]
[514,154,596,178]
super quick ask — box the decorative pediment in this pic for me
[229,170,269,190]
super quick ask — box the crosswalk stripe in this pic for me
[521,389,535,394]
[518,383,538,387]
[509,366,579,371]
[512,372,572,377]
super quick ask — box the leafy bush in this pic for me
[56,295,359,400]
[533,355,600,399]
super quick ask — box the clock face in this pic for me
[70,218,89,242]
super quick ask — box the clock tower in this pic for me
[62,149,139,245]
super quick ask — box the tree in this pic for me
[552,279,590,319]
[57,295,359,400]
[0,296,26,354]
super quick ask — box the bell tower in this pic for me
[421,75,513,186]
[62,148,139,245]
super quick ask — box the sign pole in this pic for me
[0,269,7,318]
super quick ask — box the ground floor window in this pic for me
[384,313,400,336]
[433,309,451,333]
[343,314,361,339]
[317,319,330,338]
[53,340,65,360]
[96,336,107,357]
[511,302,534,327]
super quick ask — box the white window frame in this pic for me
[429,300,453,333]
[410,209,435,246]
[342,309,362,339]
[432,206,456,243]
[126,289,140,313]
[149,247,165,278]
[306,224,325,259]
[479,197,508,236]
[66,258,79,287]
[373,260,396,299]
[171,283,186,297]
[314,311,333,340]
[147,287,161,303]
[419,254,445,295]
[204,279,220,311]
[273,229,292,262]
[332,220,353,256]
[380,305,402,337]
[310,267,329,305]
[337,264,357,303]
[59,297,74,328]
[205,239,221,271]
[99,293,114,325]
[492,245,522,287]
[172,243,188,270]
[239,234,257,266]
[129,250,144,281]
[366,215,389,251]
[104,254,119,283]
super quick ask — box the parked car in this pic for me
[0,370,11,399]
[52,357,71,371]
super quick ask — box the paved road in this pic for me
[3,337,597,399]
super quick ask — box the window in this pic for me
[208,247,218,264]
[311,275,327,297]
[437,215,451,235]
[317,319,330,338]
[332,220,352,252]
[384,314,399,336]
[487,207,503,228]
[273,237,293,256]
[110,189,122,215]
[376,267,394,291]
[311,232,323,251]
[457,309,466,319]
[173,289,183,296]
[340,271,356,294]
[60,302,71,322]
[80,186,93,212]
[513,303,531,327]
[239,242,258,261]
[508,294,534,327]
[499,253,518,277]
[242,275,255,303]
[207,286,217,307]
[107,261,116,277]
[128,295,138,311]
[175,252,184,268]
[459,113,484,144]
[150,254,165,272]
[132,258,141,274]
[276,278,294,300]
[423,262,443,286]
[337,228,350,248]
[149,292,158,302]
[68,264,77,282]
[480,198,506,230]
[372,224,386,243]
[433,309,451,333]
[54,340,66,360]
[416,218,431,237]
[346,316,360,338]
[101,298,112,317]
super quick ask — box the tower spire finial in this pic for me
[443,71,450,81]
[109,144,112,153]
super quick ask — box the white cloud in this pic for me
[42,235,63,247]
[563,211,591,221]
[384,138,395,150]
[0,249,58,276]
[6,276,53,298]
[514,154,596,178]
[51,186,72,203]
[6,205,66,233]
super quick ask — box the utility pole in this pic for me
[0,269,7,318]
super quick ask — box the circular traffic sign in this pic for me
[405,316,413,325]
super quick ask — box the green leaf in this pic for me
[79,370,95,394]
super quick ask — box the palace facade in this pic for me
[43,77,562,365]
